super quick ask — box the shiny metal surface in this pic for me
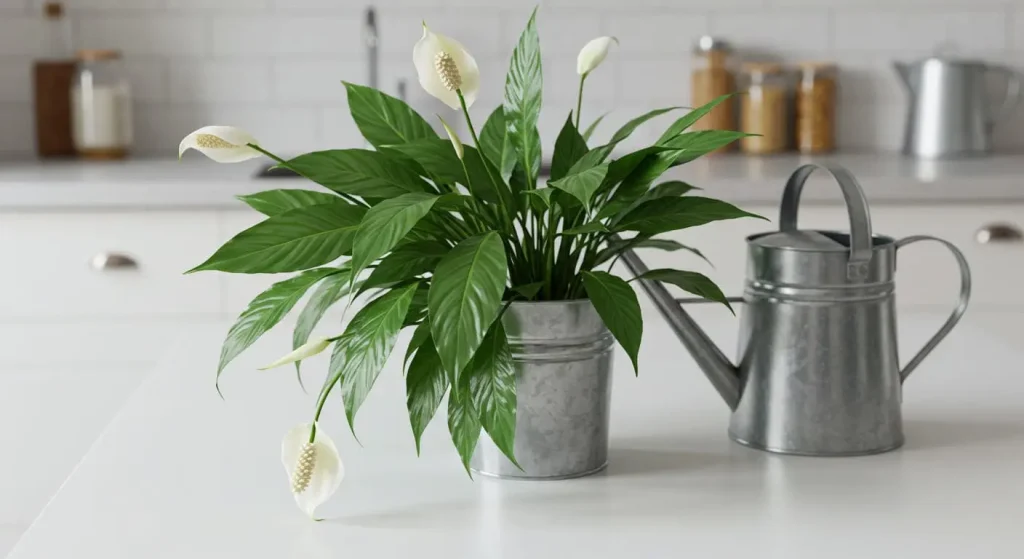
[470,300,614,479]
[363,7,378,91]
[623,163,972,456]
[90,252,138,271]
[895,57,1022,158]
[976,223,1023,244]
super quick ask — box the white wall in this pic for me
[1,0,1022,157]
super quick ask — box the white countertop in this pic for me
[2,153,1024,211]
[9,308,1024,558]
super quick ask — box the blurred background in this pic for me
[1,0,1023,556]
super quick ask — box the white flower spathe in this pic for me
[178,125,262,163]
[282,423,344,519]
[576,36,618,76]
[413,23,480,110]
[438,116,464,160]
[259,337,331,371]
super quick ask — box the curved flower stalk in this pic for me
[178,126,262,163]
[413,24,480,110]
[282,423,343,519]
[574,36,617,129]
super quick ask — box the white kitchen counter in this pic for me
[2,153,1024,210]
[8,308,1024,558]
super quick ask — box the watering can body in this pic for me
[622,164,971,456]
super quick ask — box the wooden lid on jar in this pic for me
[797,61,837,71]
[76,49,122,61]
[43,2,64,18]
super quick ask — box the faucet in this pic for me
[363,6,378,91]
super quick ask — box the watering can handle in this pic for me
[895,236,972,382]
[779,163,874,281]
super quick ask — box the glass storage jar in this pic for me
[690,36,736,152]
[795,62,837,154]
[740,62,789,155]
[72,49,133,159]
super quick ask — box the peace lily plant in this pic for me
[181,10,760,518]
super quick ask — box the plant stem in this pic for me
[574,75,587,130]
[308,379,334,443]
[456,89,512,235]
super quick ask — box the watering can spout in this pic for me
[618,246,742,410]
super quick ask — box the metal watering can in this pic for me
[621,163,972,456]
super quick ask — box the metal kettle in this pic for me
[895,56,1021,158]
[622,164,972,456]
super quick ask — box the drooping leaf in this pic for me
[189,201,367,274]
[522,188,555,209]
[550,113,588,181]
[447,375,481,476]
[403,283,430,327]
[582,271,642,374]
[582,113,608,142]
[350,193,440,282]
[657,93,735,144]
[292,268,355,376]
[343,81,437,148]
[216,268,340,388]
[406,335,450,454]
[428,232,508,385]
[634,268,733,314]
[561,221,609,235]
[468,321,518,466]
[503,8,543,186]
[362,241,450,294]
[236,189,340,216]
[615,196,765,236]
[327,283,419,433]
[662,130,752,166]
[607,180,700,224]
[549,163,609,211]
[281,149,430,199]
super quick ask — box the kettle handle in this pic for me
[779,163,874,281]
[895,235,972,383]
[986,66,1023,130]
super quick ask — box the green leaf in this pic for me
[503,8,543,186]
[609,106,679,145]
[657,94,735,144]
[292,269,355,376]
[615,196,765,236]
[189,201,367,274]
[561,221,609,235]
[328,283,419,433]
[384,140,501,204]
[549,163,609,211]
[281,149,430,199]
[362,241,450,294]
[607,180,700,225]
[582,113,607,142]
[634,269,733,314]
[510,282,543,301]
[428,232,508,385]
[596,237,710,267]
[662,130,752,165]
[216,268,340,389]
[550,113,588,181]
[350,193,440,282]
[447,375,481,476]
[406,335,449,454]
[479,106,506,169]
[236,189,340,216]
[582,271,642,374]
[468,321,518,466]
[522,188,554,209]
[344,81,437,148]
[405,319,432,366]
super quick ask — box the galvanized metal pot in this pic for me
[470,300,614,480]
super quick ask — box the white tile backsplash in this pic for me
[2,0,1024,155]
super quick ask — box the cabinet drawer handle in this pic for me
[976,224,1023,244]
[91,252,139,271]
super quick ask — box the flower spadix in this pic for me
[178,126,262,163]
[413,23,480,110]
[282,423,344,519]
